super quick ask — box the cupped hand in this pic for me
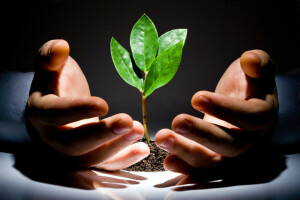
[26,39,149,170]
[155,50,278,174]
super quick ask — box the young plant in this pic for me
[110,14,187,143]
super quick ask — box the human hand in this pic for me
[26,39,149,170]
[155,50,278,174]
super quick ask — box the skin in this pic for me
[26,39,150,170]
[27,40,277,173]
[155,50,278,174]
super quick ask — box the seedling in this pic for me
[110,14,187,143]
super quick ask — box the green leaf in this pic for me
[158,29,187,55]
[110,38,143,92]
[130,14,158,72]
[144,40,184,97]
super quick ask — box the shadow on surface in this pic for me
[11,143,288,192]
[156,148,286,191]
[13,145,146,190]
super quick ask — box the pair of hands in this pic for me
[26,39,278,173]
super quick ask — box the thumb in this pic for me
[31,39,70,95]
[240,50,275,79]
[35,39,70,72]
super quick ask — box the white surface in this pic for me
[1,152,300,200]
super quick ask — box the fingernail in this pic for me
[159,137,174,149]
[113,120,131,135]
[124,132,141,141]
[175,119,193,134]
[197,96,210,108]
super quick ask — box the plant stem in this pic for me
[142,93,150,143]
[141,70,150,143]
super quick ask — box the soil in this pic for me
[124,139,169,172]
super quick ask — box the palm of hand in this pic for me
[204,57,276,131]
[57,57,100,127]
[155,50,278,173]
[27,40,149,170]
[57,57,90,98]
[203,59,251,129]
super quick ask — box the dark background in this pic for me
[1,0,299,136]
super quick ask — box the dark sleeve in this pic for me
[0,71,34,153]
[272,74,300,154]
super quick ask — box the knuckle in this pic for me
[26,93,58,126]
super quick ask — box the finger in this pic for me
[191,91,278,131]
[95,142,150,171]
[31,40,71,95]
[41,114,134,156]
[172,114,262,157]
[240,49,274,79]
[35,39,70,72]
[155,129,222,168]
[164,155,221,180]
[75,121,145,167]
[27,92,108,126]
[164,154,195,174]
[172,114,261,157]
